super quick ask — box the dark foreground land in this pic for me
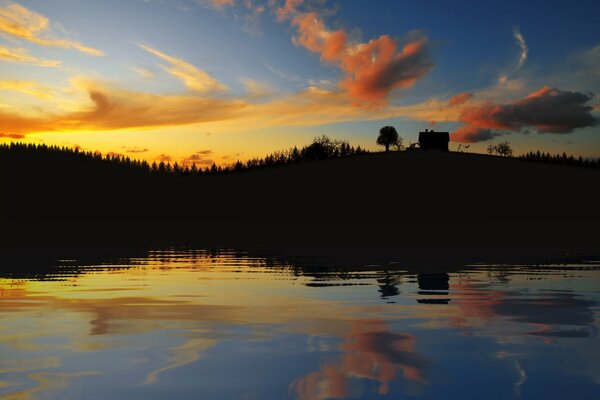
[1,148,599,255]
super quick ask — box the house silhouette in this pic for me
[418,129,450,151]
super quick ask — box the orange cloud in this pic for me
[448,92,473,106]
[287,11,433,104]
[0,78,245,135]
[0,80,52,99]
[138,43,227,94]
[0,76,461,138]
[181,150,215,166]
[453,87,599,143]
[0,2,104,56]
[209,0,236,8]
[0,45,61,67]
[0,132,25,139]
[276,0,303,21]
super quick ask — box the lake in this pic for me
[0,247,599,399]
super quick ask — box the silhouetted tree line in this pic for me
[237,135,367,173]
[0,136,367,178]
[0,142,153,177]
[518,150,600,169]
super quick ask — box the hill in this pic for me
[1,144,599,249]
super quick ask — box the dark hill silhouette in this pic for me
[0,142,598,250]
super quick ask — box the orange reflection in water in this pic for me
[1,252,599,400]
[291,320,430,399]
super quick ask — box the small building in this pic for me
[418,129,450,151]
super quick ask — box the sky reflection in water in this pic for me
[0,249,599,399]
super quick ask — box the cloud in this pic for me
[138,43,227,93]
[0,132,25,139]
[0,2,104,56]
[0,45,61,67]
[453,86,598,143]
[156,154,172,162]
[125,147,149,154]
[1,76,417,136]
[265,63,301,82]
[11,76,592,145]
[447,92,473,106]
[206,0,236,9]
[195,149,213,155]
[0,78,246,134]
[513,28,528,70]
[283,8,433,104]
[276,0,303,21]
[181,150,215,166]
[499,27,529,85]
[241,78,274,97]
[0,80,51,98]
[453,126,502,143]
[199,0,267,34]
[131,66,155,79]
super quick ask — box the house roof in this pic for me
[418,131,450,142]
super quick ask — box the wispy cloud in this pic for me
[499,27,529,85]
[276,0,303,21]
[0,45,61,67]
[241,78,274,98]
[131,66,155,79]
[447,92,473,106]
[138,43,227,93]
[156,153,172,162]
[200,0,266,35]
[124,146,149,154]
[181,150,215,166]
[203,0,236,9]
[265,63,301,82]
[0,2,104,56]
[0,80,51,98]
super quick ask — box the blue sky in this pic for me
[0,0,598,163]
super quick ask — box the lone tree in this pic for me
[377,126,399,152]
[494,141,513,157]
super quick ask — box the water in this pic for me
[0,248,599,399]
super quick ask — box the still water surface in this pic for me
[0,248,599,399]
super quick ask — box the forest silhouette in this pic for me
[1,140,597,179]
[0,138,599,249]
[0,136,368,177]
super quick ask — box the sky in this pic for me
[0,0,599,165]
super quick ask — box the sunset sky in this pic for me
[1,0,599,165]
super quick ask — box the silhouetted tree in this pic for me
[377,126,399,152]
[393,136,404,151]
[494,141,513,157]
